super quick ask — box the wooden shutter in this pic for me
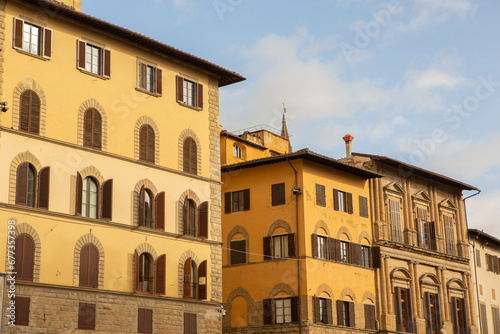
[144,309,153,333]
[435,293,442,333]
[196,83,203,109]
[407,289,415,333]
[16,162,28,205]
[425,292,431,333]
[176,75,184,102]
[334,238,341,262]
[156,68,162,95]
[93,110,102,149]
[147,126,155,163]
[37,166,50,209]
[359,196,369,217]
[288,234,296,258]
[13,18,24,49]
[183,198,188,235]
[15,297,30,326]
[395,287,403,331]
[365,304,376,330]
[77,40,86,70]
[333,189,339,211]
[138,308,145,332]
[346,192,353,214]
[79,244,90,287]
[155,254,166,295]
[83,109,93,147]
[337,300,344,326]
[76,172,83,215]
[371,246,381,268]
[494,255,500,274]
[139,126,148,161]
[326,298,333,325]
[198,260,207,300]
[101,179,113,220]
[263,236,271,261]
[263,299,273,325]
[134,250,139,292]
[351,243,362,266]
[328,237,336,261]
[78,303,86,329]
[15,234,34,281]
[243,189,250,210]
[89,244,99,288]
[198,201,208,238]
[272,183,285,206]
[316,184,326,206]
[30,92,40,134]
[313,297,320,323]
[43,28,52,59]
[312,234,318,258]
[103,49,111,78]
[291,296,299,323]
[155,192,165,231]
[451,297,459,333]
[183,138,196,174]
[224,192,231,214]
[429,221,437,250]
[348,301,355,327]
[462,298,469,334]
[183,258,192,298]
[19,91,30,132]
[230,240,246,264]
[139,63,147,89]
[138,187,145,226]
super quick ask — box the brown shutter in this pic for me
[155,254,166,295]
[190,313,197,334]
[139,63,147,89]
[76,172,83,215]
[462,298,469,334]
[494,255,500,274]
[43,28,52,59]
[103,49,111,78]
[328,237,336,260]
[272,183,285,206]
[263,299,273,325]
[155,192,165,231]
[291,296,299,323]
[346,192,353,214]
[230,240,246,264]
[407,289,415,333]
[101,179,113,220]
[176,75,184,102]
[15,297,30,326]
[198,201,208,238]
[333,189,339,211]
[312,234,318,258]
[156,68,162,95]
[19,91,30,132]
[183,197,188,235]
[334,238,341,262]
[138,186,145,226]
[198,260,207,300]
[138,308,145,332]
[288,233,296,258]
[326,298,333,325]
[184,313,189,334]
[352,243,362,265]
[139,126,147,161]
[30,92,40,135]
[337,300,344,326]
[451,297,459,333]
[184,138,196,174]
[78,303,86,329]
[93,110,102,149]
[83,109,93,147]
[348,301,355,327]
[395,287,403,332]
[37,166,50,209]
[425,292,431,333]
[371,246,381,268]
[77,40,86,70]
[316,184,325,206]
[89,244,99,288]
[196,83,203,109]
[88,304,96,330]
[145,309,153,333]
[243,189,250,210]
[430,221,437,250]
[263,236,271,260]
[134,250,139,292]
[224,192,231,214]
[16,162,28,205]
[365,303,376,330]
[147,125,155,164]
[14,18,24,49]
[23,235,34,281]
[183,258,192,298]
[79,244,90,287]
[313,297,321,323]
[435,294,442,333]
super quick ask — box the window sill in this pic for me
[135,87,162,97]
[14,48,50,61]
[78,69,110,80]
[177,101,202,111]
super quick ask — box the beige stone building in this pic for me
[341,140,479,334]
[0,0,244,332]
[469,229,500,334]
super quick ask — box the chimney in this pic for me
[59,0,82,11]
[343,134,354,160]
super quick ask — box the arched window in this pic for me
[16,162,36,207]
[83,108,102,149]
[184,198,196,236]
[82,177,98,218]
[183,137,197,175]
[14,234,35,282]
[138,253,153,293]
[183,258,197,299]
[19,90,40,134]
[79,244,99,288]
[139,125,155,163]
[139,187,154,228]
[182,198,208,238]
[233,144,242,159]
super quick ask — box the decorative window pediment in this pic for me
[438,199,457,212]
[412,190,431,204]
[384,182,405,197]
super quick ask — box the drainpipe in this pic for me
[287,159,302,334]
[464,189,481,334]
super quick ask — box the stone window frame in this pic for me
[77,99,108,151]
[178,129,201,174]
[383,182,405,243]
[4,223,41,282]
[73,234,105,288]
[177,250,201,298]
[132,179,159,227]
[177,189,201,235]
[12,77,47,136]
[8,151,42,205]
[134,116,160,164]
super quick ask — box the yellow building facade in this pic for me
[221,145,382,333]
[0,0,244,332]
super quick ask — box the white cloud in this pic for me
[467,189,500,239]
[411,69,466,89]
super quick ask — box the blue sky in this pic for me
[84,0,500,237]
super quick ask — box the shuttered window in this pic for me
[184,313,197,334]
[492,306,500,334]
[314,297,332,324]
[359,196,369,218]
[361,246,370,268]
[14,297,30,326]
[418,208,436,250]
[14,234,35,282]
[79,244,99,288]
[13,18,52,58]
[226,189,250,213]
[183,198,196,237]
[198,260,207,300]
[340,241,350,264]
[16,162,35,207]
[480,304,488,334]
[230,239,246,264]
[451,297,469,334]
[444,215,456,255]
[78,303,96,330]
[273,234,289,259]
[337,300,355,327]
[183,137,197,174]
[183,258,197,299]
[271,183,286,206]
[77,40,111,78]
[138,308,153,333]
[389,199,403,243]
[316,184,326,206]
[425,292,441,334]
[138,62,162,95]
[155,254,166,295]
[19,90,40,134]
[176,76,203,109]
[83,108,102,150]
[139,187,154,228]
[395,287,414,333]
[364,303,376,330]
[334,189,353,214]
[476,249,481,268]
[139,125,155,164]
[138,253,153,293]
[198,201,208,238]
